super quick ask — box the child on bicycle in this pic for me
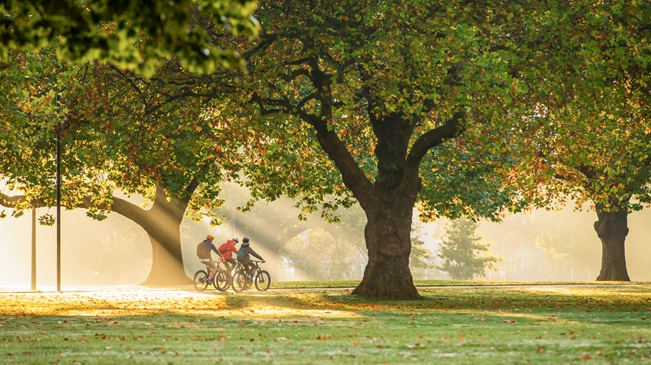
[218,237,239,273]
[197,234,224,280]
[236,237,264,278]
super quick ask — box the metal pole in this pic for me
[31,207,36,291]
[56,95,61,292]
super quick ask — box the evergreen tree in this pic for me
[409,236,434,272]
[438,219,499,280]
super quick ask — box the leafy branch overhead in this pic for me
[0,0,260,76]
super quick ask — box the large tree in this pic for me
[0,0,259,75]
[510,1,651,281]
[0,49,251,285]
[220,0,544,298]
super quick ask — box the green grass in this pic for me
[1,285,651,364]
[270,279,647,289]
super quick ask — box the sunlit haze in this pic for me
[2,183,651,291]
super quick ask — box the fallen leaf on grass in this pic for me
[503,319,516,324]
[582,354,591,360]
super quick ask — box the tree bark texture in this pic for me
[594,205,630,281]
[351,198,421,299]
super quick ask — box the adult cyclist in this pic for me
[236,237,264,278]
[218,237,239,273]
[197,234,224,280]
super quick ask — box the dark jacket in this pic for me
[237,242,263,262]
[199,239,221,260]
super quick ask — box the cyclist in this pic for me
[218,237,239,273]
[236,237,264,278]
[197,234,224,280]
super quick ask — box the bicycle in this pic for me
[227,262,249,291]
[213,259,235,292]
[232,260,271,292]
[194,261,229,292]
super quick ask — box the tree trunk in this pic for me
[142,227,188,286]
[140,187,192,286]
[352,203,421,299]
[594,206,630,281]
[110,184,193,286]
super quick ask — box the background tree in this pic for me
[408,235,435,279]
[509,2,651,281]
[437,218,499,280]
[0,51,256,285]
[0,0,259,76]
[224,0,545,298]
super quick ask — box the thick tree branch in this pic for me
[0,193,25,208]
[279,68,310,82]
[80,194,145,223]
[0,190,148,225]
[242,33,278,61]
[406,111,464,169]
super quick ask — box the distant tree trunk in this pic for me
[2,182,196,286]
[594,203,630,281]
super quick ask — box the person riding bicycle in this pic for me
[218,237,239,273]
[197,234,224,280]
[236,237,264,278]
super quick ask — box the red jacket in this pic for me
[218,240,238,260]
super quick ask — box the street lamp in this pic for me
[31,206,36,291]
[55,95,62,292]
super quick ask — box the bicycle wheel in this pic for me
[193,270,209,292]
[213,269,230,292]
[254,270,271,291]
[232,270,249,292]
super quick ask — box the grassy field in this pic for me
[1,283,650,364]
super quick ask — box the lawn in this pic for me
[1,284,650,364]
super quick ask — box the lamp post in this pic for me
[55,95,62,292]
[31,207,36,291]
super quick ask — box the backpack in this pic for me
[196,240,211,259]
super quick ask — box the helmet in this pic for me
[206,234,214,240]
[243,237,249,243]
[232,237,239,243]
